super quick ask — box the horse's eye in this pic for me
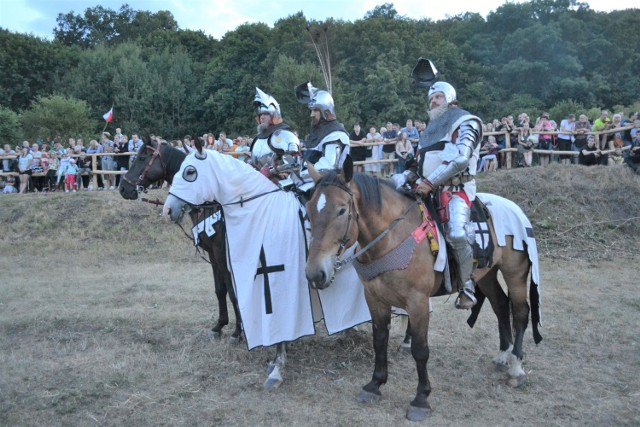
[338,207,346,216]
[183,165,197,182]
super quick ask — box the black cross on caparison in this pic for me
[255,246,284,315]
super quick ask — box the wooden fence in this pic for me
[1,125,635,186]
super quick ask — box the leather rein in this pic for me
[318,180,416,272]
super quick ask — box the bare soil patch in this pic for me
[1,165,638,426]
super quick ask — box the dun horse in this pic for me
[305,160,541,421]
[119,138,241,342]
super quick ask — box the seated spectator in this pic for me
[394,132,414,174]
[3,174,17,193]
[624,135,640,174]
[215,132,233,152]
[479,136,500,172]
[579,135,606,166]
[17,146,33,194]
[234,137,250,162]
[573,114,591,163]
[400,119,420,152]
[606,133,626,166]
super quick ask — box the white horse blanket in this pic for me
[167,150,370,350]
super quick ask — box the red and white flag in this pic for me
[102,107,113,123]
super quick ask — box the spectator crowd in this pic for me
[2,110,640,194]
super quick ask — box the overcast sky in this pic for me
[1,0,637,40]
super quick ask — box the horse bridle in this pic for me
[123,143,166,193]
[317,180,416,273]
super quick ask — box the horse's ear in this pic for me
[307,161,322,183]
[194,137,203,153]
[342,155,353,183]
[183,144,192,154]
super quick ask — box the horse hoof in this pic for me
[264,377,282,390]
[207,330,222,340]
[266,362,276,375]
[406,404,431,422]
[357,389,381,404]
[507,375,525,388]
[227,335,240,345]
[493,360,509,372]
[400,341,412,354]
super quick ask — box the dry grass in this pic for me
[1,166,639,426]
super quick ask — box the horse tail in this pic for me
[530,275,543,344]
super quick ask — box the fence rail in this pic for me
[1,125,634,183]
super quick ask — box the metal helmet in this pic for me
[295,81,336,121]
[428,81,457,105]
[254,87,281,118]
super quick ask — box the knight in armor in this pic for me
[412,60,483,310]
[251,87,302,189]
[295,82,350,171]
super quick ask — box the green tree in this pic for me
[0,107,22,146]
[20,95,96,142]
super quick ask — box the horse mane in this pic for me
[317,171,408,212]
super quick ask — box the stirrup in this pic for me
[455,289,477,310]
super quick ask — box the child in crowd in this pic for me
[45,151,59,191]
[57,150,70,188]
[63,158,79,192]
[2,175,17,193]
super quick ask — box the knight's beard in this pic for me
[257,122,269,133]
[428,103,449,121]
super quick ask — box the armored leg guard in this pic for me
[446,195,477,310]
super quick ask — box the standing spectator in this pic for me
[16,146,33,194]
[62,158,79,192]
[75,138,86,153]
[57,149,70,189]
[395,131,414,174]
[101,143,116,190]
[215,132,233,152]
[128,133,143,165]
[45,151,59,191]
[2,143,16,174]
[365,126,383,176]
[557,114,575,165]
[592,110,612,150]
[401,119,420,152]
[495,116,514,168]
[516,122,537,167]
[349,123,368,173]
[534,113,553,167]
[381,121,397,177]
[86,139,104,190]
[113,132,128,188]
[30,143,44,191]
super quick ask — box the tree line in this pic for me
[1,0,639,145]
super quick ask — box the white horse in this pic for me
[163,145,370,389]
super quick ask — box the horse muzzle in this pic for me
[305,256,336,290]
[163,194,187,222]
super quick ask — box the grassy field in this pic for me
[1,164,639,426]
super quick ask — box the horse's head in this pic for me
[305,158,359,289]
[163,139,218,223]
[120,136,167,200]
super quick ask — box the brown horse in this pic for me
[119,138,242,342]
[305,160,541,421]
